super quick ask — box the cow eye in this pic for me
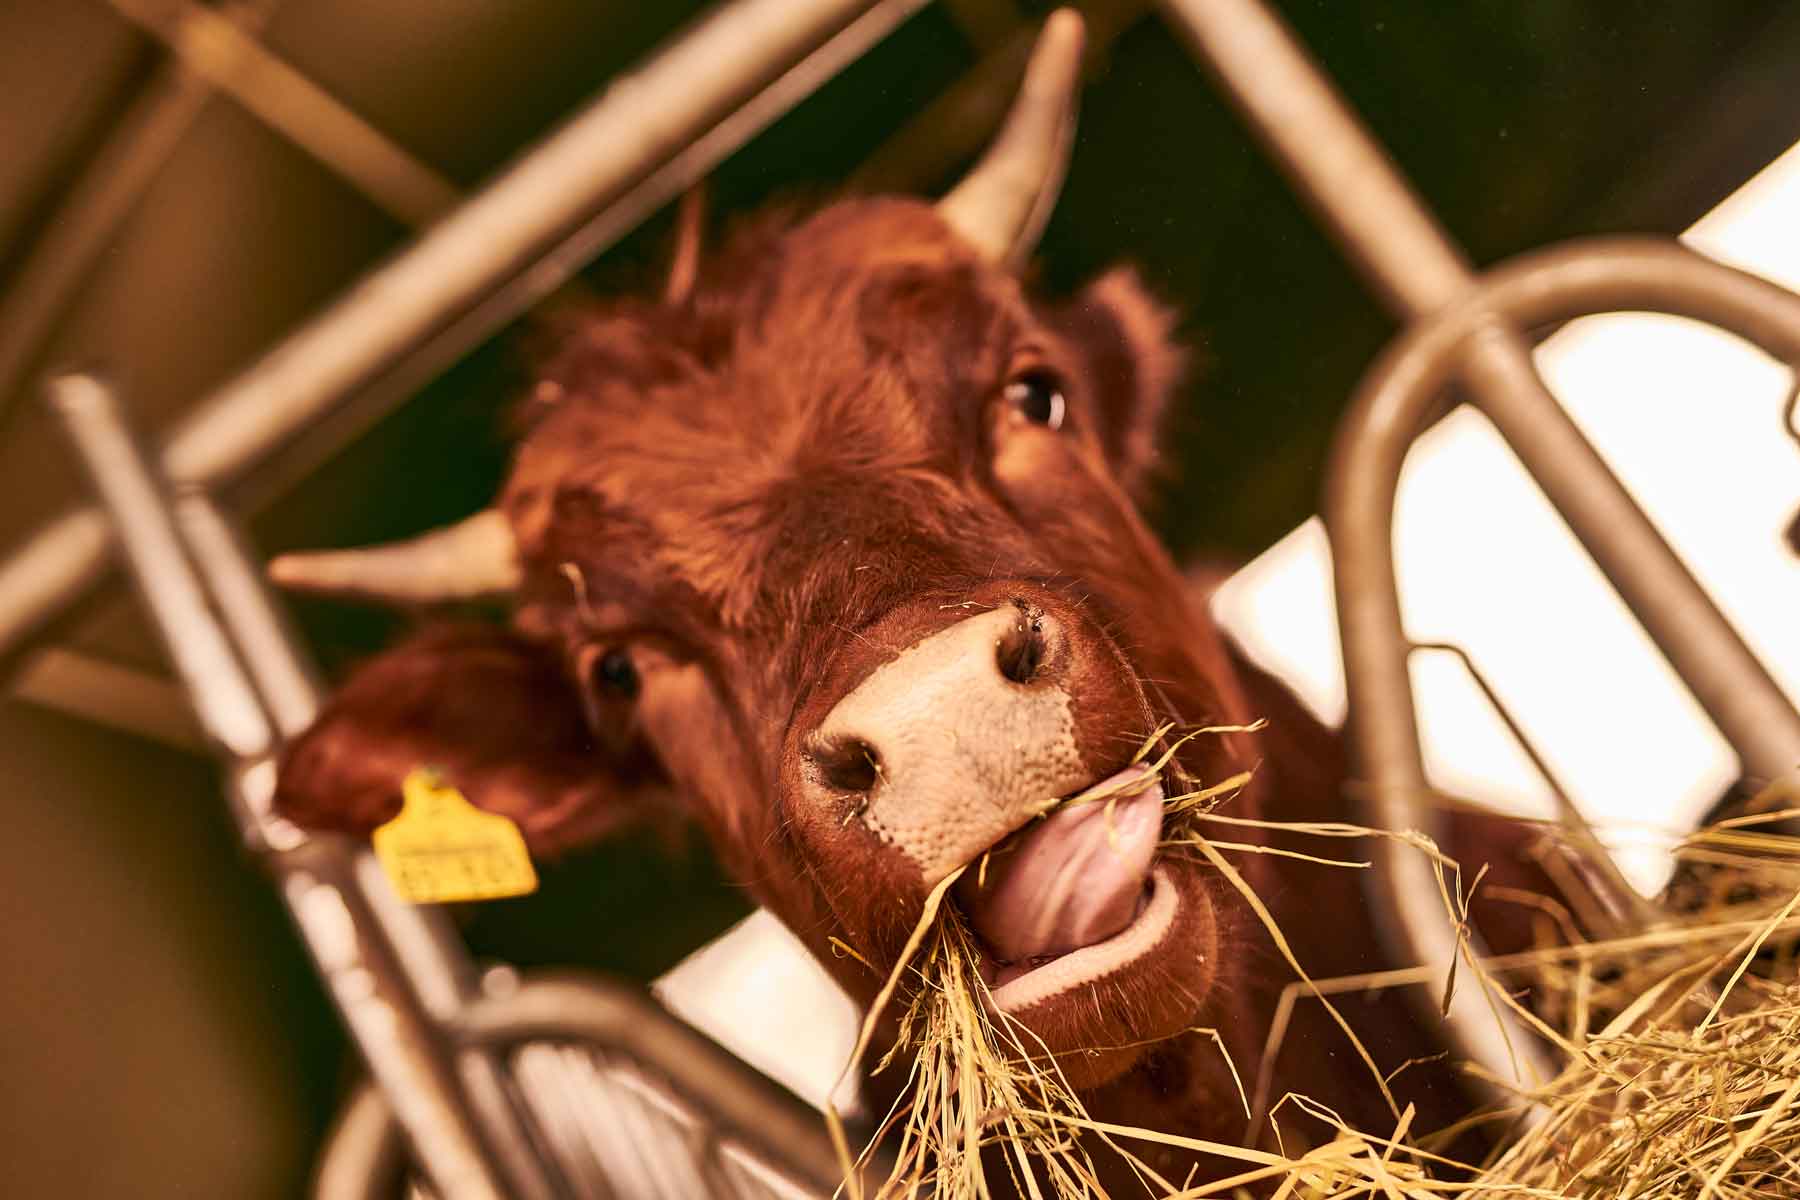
[1003,371,1067,431]
[593,648,640,698]
[572,642,642,743]
[576,641,640,706]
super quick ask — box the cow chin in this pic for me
[974,859,1216,1091]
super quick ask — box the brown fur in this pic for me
[276,197,1574,1186]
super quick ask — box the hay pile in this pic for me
[827,730,1800,1200]
[1475,801,1800,1198]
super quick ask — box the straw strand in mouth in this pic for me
[827,732,1800,1198]
[826,720,1290,1199]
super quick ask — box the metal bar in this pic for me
[171,492,323,738]
[1157,0,1800,1094]
[225,0,932,519]
[101,0,458,226]
[0,0,280,431]
[167,491,569,1198]
[316,972,873,1200]
[1325,239,1800,780]
[8,646,203,751]
[1464,328,1800,785]
[463,976,855,1198]
[44,373,514,1200]
[1151,0,1569,1105]
[349,852,577,1199]
[451,977,873,1197]
[1156,0,1800,778]
[314,1081,409,1200]
[0,0,921,663]
[46,377,273,763]
[1324,236,1800,1097]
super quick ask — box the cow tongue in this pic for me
[954,767,1164,966]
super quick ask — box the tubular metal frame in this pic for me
[46,372,857,1200]
[0,0,281,428]
[0,0,928,661]
[1323,239,1800,1107]
[316,975,867,1200]
[48,374,528,1200]
[1157,0,1800,1107]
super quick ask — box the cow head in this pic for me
[273,11,1267,1093]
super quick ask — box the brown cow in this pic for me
[271,12,1570,1190]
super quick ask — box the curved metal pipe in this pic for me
[313,1081,409,1200]
[46,373,520,1200]
[454,975,860,1198]
[317,973,871,1200]
[1326,236,1800,1108]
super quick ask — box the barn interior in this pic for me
[5,1,1800,1195]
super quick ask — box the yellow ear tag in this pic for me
[373,769,538,904]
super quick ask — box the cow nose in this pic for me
[801,602,1093,886]
[995,603,1057,685]
[808,603,1069,783]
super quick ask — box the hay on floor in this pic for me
[826,727,1800,1200]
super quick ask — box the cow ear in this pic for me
[275,624,668,856]
[1053,266,1186,498]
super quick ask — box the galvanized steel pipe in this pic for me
[1157,0,1800,1104]
[46,374,518,1200]
[0,0,919,660]
[1325,237,1800,1105]
[1328,238,1800,787]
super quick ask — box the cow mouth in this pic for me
[952,765,1175,1010]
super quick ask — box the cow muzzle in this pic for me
[793,590,1152,892]
[784,587,1218,1087]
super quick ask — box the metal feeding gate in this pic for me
[46,372,853,1200]
[8,0,1800,1196]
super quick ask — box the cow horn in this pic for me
[267,508,522,602]
[936,8,1085,269]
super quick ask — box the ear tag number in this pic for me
[373,769,539,904]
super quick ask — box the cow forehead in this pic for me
[506,207,1046,638]
[526,427,1025,655]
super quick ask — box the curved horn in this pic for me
[937,8,1085,269]
[268,509,521,603]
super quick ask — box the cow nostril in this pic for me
[996,607,1049,684]
[814,738,883,793]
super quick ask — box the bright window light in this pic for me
[1213,141,1800,895]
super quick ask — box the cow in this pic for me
[269,11,1573,1190]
